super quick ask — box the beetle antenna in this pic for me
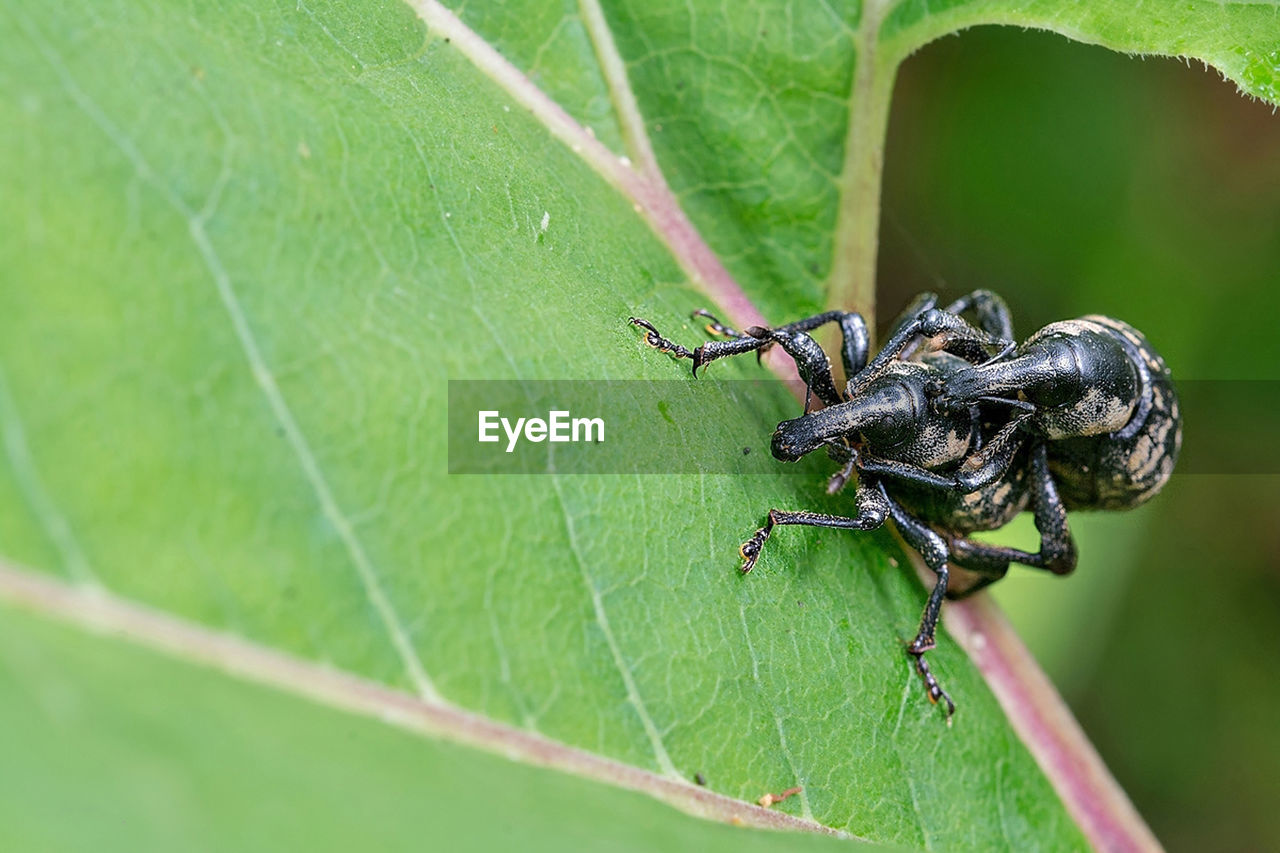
[974,395,1036,412]
[975,341,1017,368]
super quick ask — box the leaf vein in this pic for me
[0,367,100,587]
[18,12,440,702]
[550,475,680,778]
[736,604,816,820]
[404,0,802,381]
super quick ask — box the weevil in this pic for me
[629,290,1181,719]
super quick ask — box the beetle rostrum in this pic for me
[629,290,1182,721]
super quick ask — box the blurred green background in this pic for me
[879,27,1280,852]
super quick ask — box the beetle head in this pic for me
[771,370,927,462]
[771,410,844,461]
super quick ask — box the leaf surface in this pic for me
[0,601,860,852]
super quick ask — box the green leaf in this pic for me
[879,0,1280,103]
[452,0,1280,319]
[6,0,1271,848]
[0,602,860,852]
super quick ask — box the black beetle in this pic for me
[629,290,1181,719]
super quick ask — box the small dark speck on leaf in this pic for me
[797,599,804,608]
[742,446,751,455]
[694,772,707,786]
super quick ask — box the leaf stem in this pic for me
[577,0,662,184]
[828,1,896,326]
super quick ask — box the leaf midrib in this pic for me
[0,560,860,839]
[404,0,797,369]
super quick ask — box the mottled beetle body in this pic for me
[933,314,1181,511]
[629,290,1181,719]
[1045,317,1180,509]
[773,352,1031,537]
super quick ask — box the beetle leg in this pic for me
[884,292,939,341]
[886,290,1014,366]
[849,456,961,491]
[753,310,870,382]
[630,311,869,400]
[954,413,1030,486]
[691,306,870,376]
[628,317,700,360]
[884,292,940,363]
[829,311,871,379]
[690,309,743,338]
[943,560,1009,599]
[883,491,956,720]
[629,316,757,373]
[744,327,844,407]
[943,289,1014,342]
[738,476,889,573]
[826,453,858,494]
[851,308,1012,394]
[945,443,1077,599]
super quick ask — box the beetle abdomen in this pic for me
[891,457,1031,536]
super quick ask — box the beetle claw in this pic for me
[629,316,698,364]
[909,646,955,719]
[738,521,772,573]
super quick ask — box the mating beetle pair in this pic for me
[630,291,1181,719]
